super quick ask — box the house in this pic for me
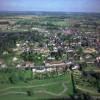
[0,59,7,68]
[95,56,100,67]
[33,48,50,54]
[83,48,97,54]
[32,67,46,73]
[72,64,80,70]
[16,61,34,69]
[47,56,55,61]
[12,57,18,62]
[66,49,75,53]
[45,61,66,67]
[0,59,4,65]
[65,61,73,66]
[3,51,8,55]
[53,47,58,52]
[32,66,56,74]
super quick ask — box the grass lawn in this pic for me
[0,72,73,100]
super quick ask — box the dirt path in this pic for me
[0,82,67,97]
[34,82,67,96]
[76,85,100,96]
[0,82,59,92]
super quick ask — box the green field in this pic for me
[0,72,73,100]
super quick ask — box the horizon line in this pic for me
[0,10,100,14]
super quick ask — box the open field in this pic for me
[0,72,73,100]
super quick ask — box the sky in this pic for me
[0,0,100,12]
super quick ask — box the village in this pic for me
[0,13,100,99]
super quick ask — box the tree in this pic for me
[26,89,33,96]
[87,72,100,93]
[77,47,83,56]
[71,71,77,94]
